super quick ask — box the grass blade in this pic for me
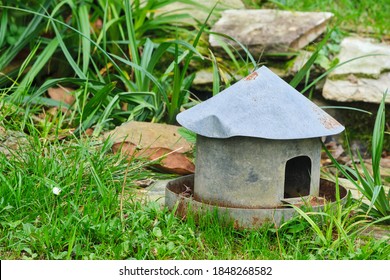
[78,4,91,74]
[209,49,220,96]
[124,0,142,89]
[0,8,8,48]
[13,38,59,99]
[0,1,51,70]
[371,93,386,186]
[289,28,332,88]
[282,206,327,245]
[50,19,86,79]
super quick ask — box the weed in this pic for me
[324,94,390,221]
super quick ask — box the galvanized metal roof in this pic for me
[177,66,344,140]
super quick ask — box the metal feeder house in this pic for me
[165,66,347,228]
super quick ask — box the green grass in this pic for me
[244,0,390,36]
[0,0,389,260]
[325,95,390,221]
[0,0,215,129]
[0,120,388,260]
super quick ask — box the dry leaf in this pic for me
[48,87,76,105]
[141,147,195,175]
[112,142,138,158]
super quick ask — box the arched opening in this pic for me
[284,156,311,198]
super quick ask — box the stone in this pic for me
[289,50,314,74]
[270,50,315,78]
[193,69,216,87]
[192,50,313,93]
[0,127,30,158]
[136,179,171,206]
[155,0,245,25]
[327,37,390,78]
[338,177,390,206]
[360,225,390,243]
[323,73,390,103]
[192,68,243,90]
[209,9,333,57]
[323,37,390,103]
[104,121,193,153]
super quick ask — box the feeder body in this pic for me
[194,135,321,208]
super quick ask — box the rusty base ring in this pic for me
[165,175,348,229]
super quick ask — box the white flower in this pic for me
[52,187,62,195]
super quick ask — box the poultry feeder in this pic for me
[165,66,347,228]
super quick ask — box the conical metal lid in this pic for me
[177,66,344,139]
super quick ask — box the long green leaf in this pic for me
[94,95,120,136]
[0,6,129,88]
[209,49,220,96]
[13,38,59,99]
[78,4,91,74]
[207,31,258,70]
[123,0,142,89]
[81,82,116,123]
[50,19,86,79]
[0,8,8,48]
[372,93,386,186]
[0,1,52,70]
[301,54,387,94]
[109,53,166,101]
[319,106,372,115]
[368,185,382,214]
[289,29,333,88]
[283,206,328,245]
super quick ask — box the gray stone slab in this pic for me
[323,73,390,103]
[323,37,390,103]
[136,179,172,206]
[192,68,243,88]
[328,37,390,78]
[290,51,314,74]
[209,9,333,56]
[155,0,245,24]
[192,50,313,92]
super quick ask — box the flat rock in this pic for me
[323,73,390,103]
[323,37,390,103]
[104,121,192,153]
[338,177,390,207]
[0,126,30,158]
[155,0,245,24]
[192,50,313,92]
[209,9,333,57]
[136,179,171,206]
[289,51,314,74]
[360,225,390,243]
[192,68,243,88]
[327,37,390,78]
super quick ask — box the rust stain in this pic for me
[320,116,341,130]
[252,216,260,226]
[311,105,341,130]
[244,72,259,81]
[233,220,240,229]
